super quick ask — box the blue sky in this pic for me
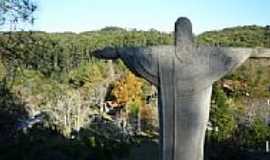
[20,0,270,34]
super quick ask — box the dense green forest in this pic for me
[0,25,270,160]
[197,25,270,47]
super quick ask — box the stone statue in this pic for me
[94,17,256,160]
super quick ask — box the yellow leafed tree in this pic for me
[112,72,143,105]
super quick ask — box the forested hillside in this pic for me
[197,25,270,47]
[0,25,270,160]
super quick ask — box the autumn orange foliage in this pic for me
[111,72,143,105]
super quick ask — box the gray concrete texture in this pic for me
[94,17,261,160]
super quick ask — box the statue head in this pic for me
[175,17,193,46]
[174,17,193,62]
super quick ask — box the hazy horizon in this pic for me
[2,24,269,36]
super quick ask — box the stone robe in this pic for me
[116,46,250,160]
[94,17,253,160]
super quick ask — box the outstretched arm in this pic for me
[94,47,120,59]
[209,47,253,81]
[94,47,160,86]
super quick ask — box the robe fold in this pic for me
[115,45,251,160]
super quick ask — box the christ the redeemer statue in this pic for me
[94,17,256,160]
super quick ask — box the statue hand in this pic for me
[94,47,119,59]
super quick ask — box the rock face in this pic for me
[94,17,253,160]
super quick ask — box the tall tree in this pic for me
[0,0,37,27]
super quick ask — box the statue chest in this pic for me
[172,54,212,97]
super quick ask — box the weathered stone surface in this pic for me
[94,17,254,160]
